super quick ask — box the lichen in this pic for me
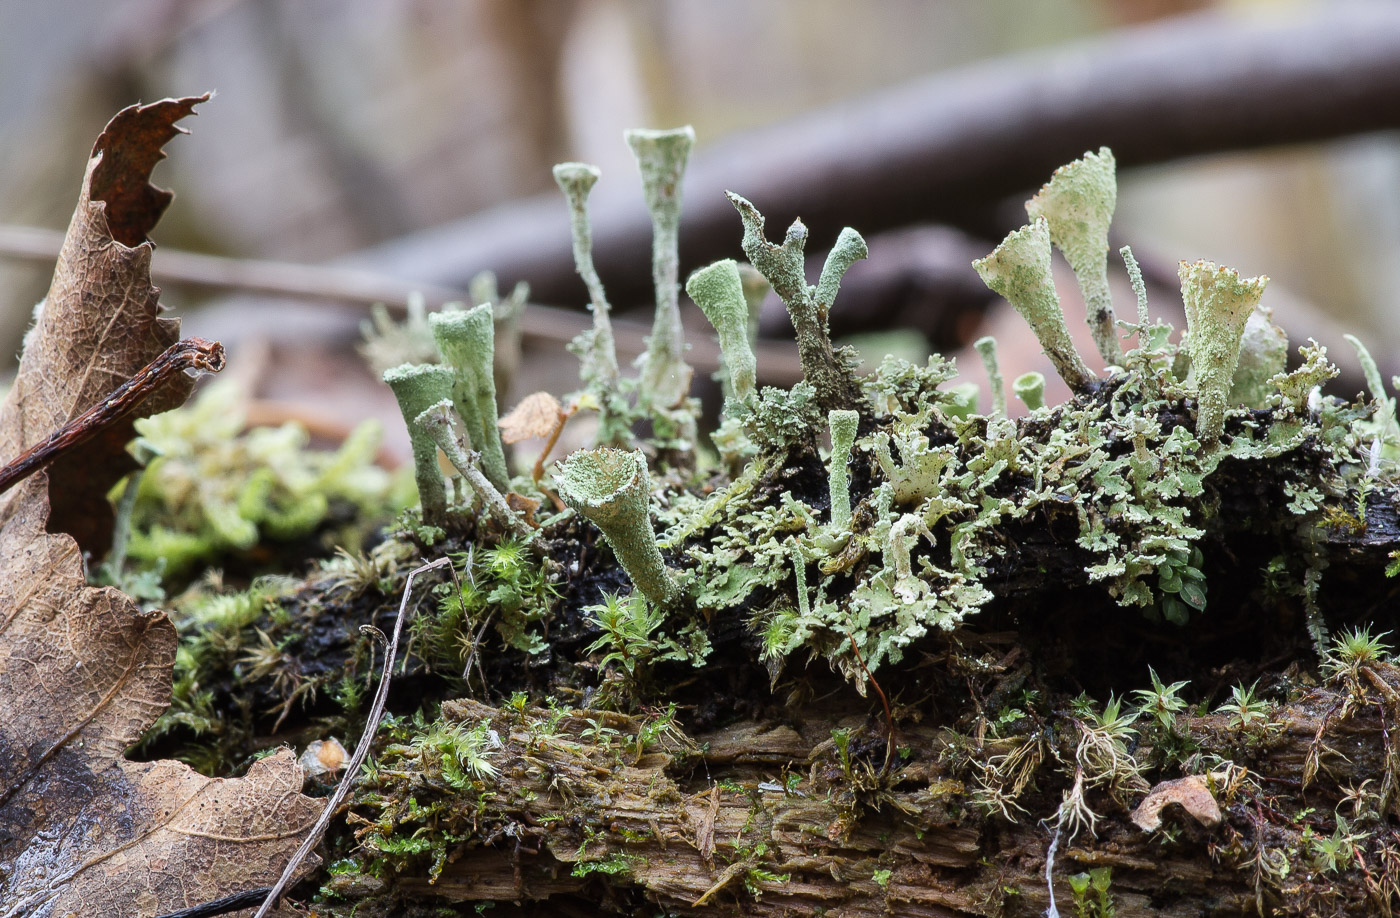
[1025,146,1123,365]
[973,217,1096,393]
[429,306,510,492]
[555,447,679,606]
[120,135,1400,915]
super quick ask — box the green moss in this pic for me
[115,380,402,581]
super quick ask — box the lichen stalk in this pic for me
[383,363,455,525]
[827,409,860,530]
[416,400,532,542]
[686,259,757,403]
[429,306,510,492]
[727,191,863,412]
[1026,147,1123,365]
[555,447,677,606]
[626,127,695,409]
[738,262,769,345]
[1120,246,1149,330]
[974,336,1007,416]
[1013,372,1046,411]
[815,227,869,317]
[973,218,1096,394]
[553,163,620,388]
[1178,260,1268,445]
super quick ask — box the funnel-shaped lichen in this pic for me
[727,192,865,414]
[1179,260,1268,445]
[974,218,1096,394]
[1026,147,1123,365]
[827,409,860,530]
[626,127,695,409]
[1013,372,1046,411]
[383,363,455,525]
[430,306,510,492]
[556,447,677,606]
[686,259,757,404]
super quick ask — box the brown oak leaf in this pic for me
[1,94,207,554]
[0,97,322,918]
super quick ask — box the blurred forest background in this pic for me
[3,0,1399,461]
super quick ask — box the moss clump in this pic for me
[110,380,403,585]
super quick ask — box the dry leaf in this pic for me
[0,97,322,918]
[0,95,207,554]
[1130,774,1223,832]
[499,390,562,443]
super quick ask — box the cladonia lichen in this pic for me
[556,447,678,606]
[429,306,510,491]
[384,363,456,526]
[973,217,1096,394]
[1026,146,1123,365]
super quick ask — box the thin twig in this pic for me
[153,887,275,918]
[250,555,452,918]
[0,337,224,496]
[532,398,579,485]
[845,632,896,772]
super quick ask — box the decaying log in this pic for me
[339,676,1400,918]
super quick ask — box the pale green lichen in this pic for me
[384,363,456,526]
[553,163,621,392]
[827,409,860,531]
[1012,372,1046,411]
[626,127,696,412]
[1230,307,1289,409]
[415,400,533,542]
[1026,146,1123,365]
[974,218,1096,394]
[1345,333,1398,443]
[477,271,530,400]
[974,336,1007,416]
[555,447,678,606]
[429,306,510,492]
[686,258,757,403]
[738,262,770,343]
[359,141,1389,695]
[727,192,865,414]
[814,226,869,316]
[1179,260,1268,445]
